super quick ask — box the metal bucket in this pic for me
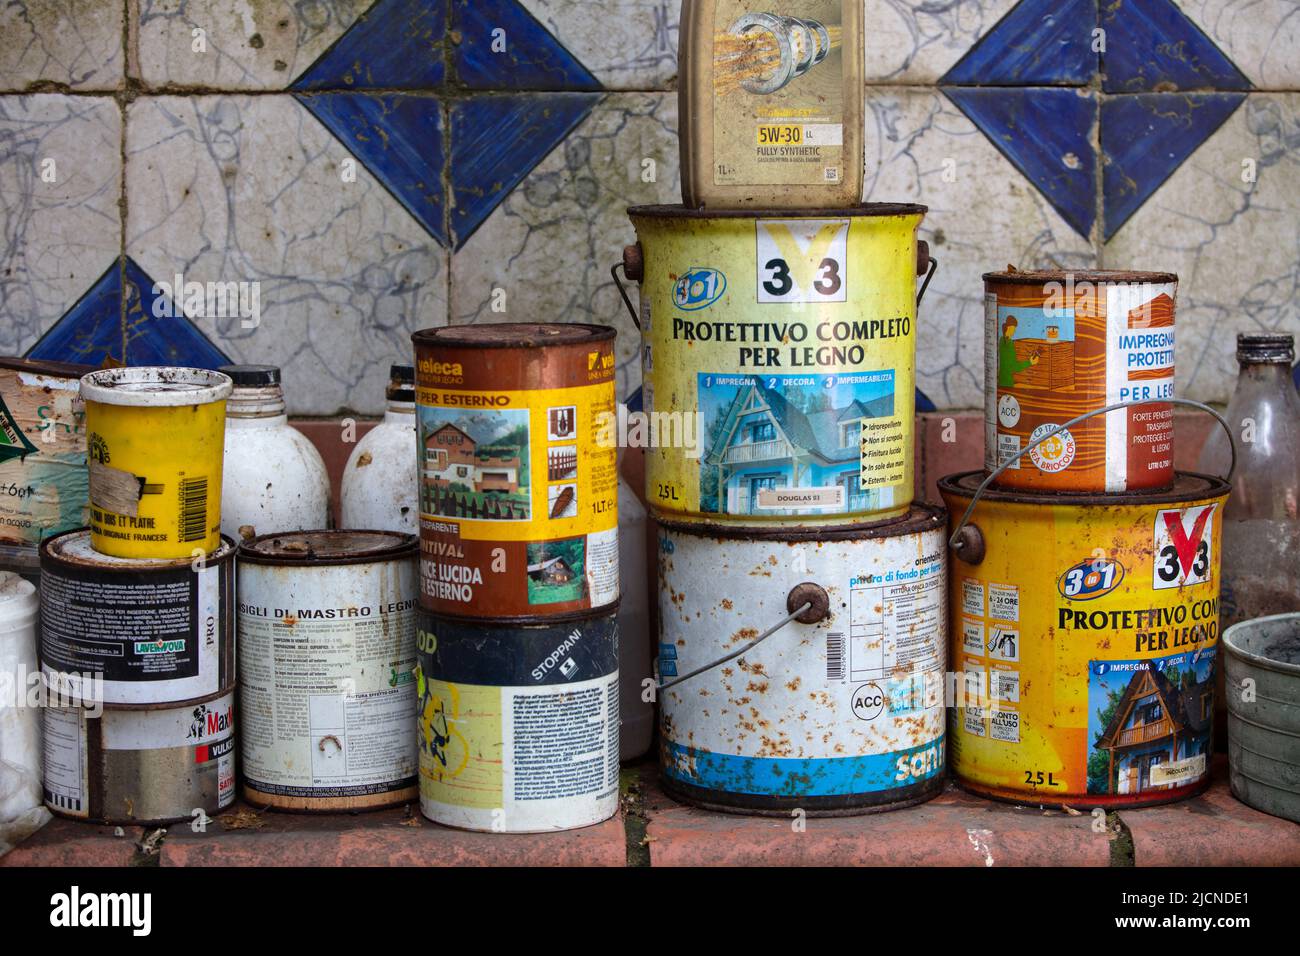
[411,324,619,622]
[237,530,419,811]
[657,505,948,815]
[1223,613,1300,824]
[415,608,620,832]
[983,270,1178,492]
[940,470,1230,807]
[39,529,236,706]
[43,687,236,825]
[621,203,932,529]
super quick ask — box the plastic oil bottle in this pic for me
[340,365,419,534]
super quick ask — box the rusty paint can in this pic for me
[410,324,619,622]
[984,270,1178,492]
[657,505,948,815]
[39,529,235,706]
[625,204,929,529]
[237,531,419,812]
[42,687,236,825]
[415,608,620,832]
[940,470,1229,808]
[0,357,93,548]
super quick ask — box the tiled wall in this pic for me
[1,1,1295,416]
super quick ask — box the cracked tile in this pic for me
[863,0,1021,84]
[0,0,125,91]
[515,0,679,89]
[1174,0,1300,90]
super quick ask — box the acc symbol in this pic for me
[1058,557,1125,601]
[851,683,885,721]
[673,268,726,311]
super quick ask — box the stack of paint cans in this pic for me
[409,324,622,832]
[940,269,1229,809]
[40,367,238,825]
[621,205,949,815]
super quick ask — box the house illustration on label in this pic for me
[1094,665,1212,795]
[701,379,892,514]
[527,555,574,585]
[423,422,520,493]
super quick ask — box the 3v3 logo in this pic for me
[756,219,849,304]
[1152,504,1215,590]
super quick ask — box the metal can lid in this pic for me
[411,323,615,350]
[1238,333,1294,365]
[388,364,416,402]
[80,367,233,407]
[937,470,1230,506]
[238,529,418,566]
[652,502,947,543]
[219,364,281,387]
[627,202,927,220]
[983,268,1179,285]
[41,529,237,570]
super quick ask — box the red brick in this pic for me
[290,418,378,525]
[1,818,146,867]
[160,802,626,867]
[918,411,982,505]
[642,767,1109,867]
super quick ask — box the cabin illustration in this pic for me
[1094,666,1213,795]
[703,380,892,514]
[527,556,575,585]
[423,422,521,494]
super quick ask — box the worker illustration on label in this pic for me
[998,316,1040,388]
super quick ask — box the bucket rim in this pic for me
[237,529,418,566]
[411,323,615,350]
[652,502,946,541]
[41,528,237,569]
[983,269,1178,285]
[0,569,38,614]
[80,366,233,407]
[1223,612,1300,677]
[627,202,928,220]
[937,469,1230,506]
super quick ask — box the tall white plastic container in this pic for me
[0,571,41,826]
[340,365,419,533]
[220,365,331,541]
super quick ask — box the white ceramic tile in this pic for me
[126,95,448,415]
[862,87,1098,410]
[518,0,679,89]
[133,0,373,90]
[864,0,1020,84]
[0,1,124,90]
[450,92,679,403]
[1104,93,1300,405]
[1179,0,1300,90]
[0,95,122,354]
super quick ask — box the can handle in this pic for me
[612,244,643,330]
[916,241,938,308]
[655,583,830,691]
[948,398,1237,562]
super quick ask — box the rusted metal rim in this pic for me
[41,528,238,569]
[652,502,946,542]
[0,356,96,377]
[411,323,615,349]
[420,601,621,628]
[1224,613,1300,678]
[938,470,1229,506]
[660,773,945,816]
[627,202,928,220]
[238,529,417,566]
[983,269,1178,284]
[88,682,239,714]
[953,774,1210,810]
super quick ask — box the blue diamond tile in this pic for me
[452,0,599,90]
[296,93,446,246]
[944,87,1097,238]
[122,259,231,368]
[293,0,447,90]
[1101,92,1245,240]
[449,92,600,247]
[26,260,123,365]
[942,0,1097,86]
[1101,0,1251,93]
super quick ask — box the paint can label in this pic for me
[984,277,1177,491]
[414,341,619,619]
[416,612,619,832]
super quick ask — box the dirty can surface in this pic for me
[940,471,1228,808]
[984,270,1178,492]
[416,609,620,832]
[237,531,419,811]
[657,506,948,814]
[628,204,926,528]
[39,529,235,706]
[0,357,92,547]
[80,367,232,558]
[43,688,236,825]
[411,324,619,621]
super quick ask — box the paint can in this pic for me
[80,366,232,559]
[940,470,1229,808]
[0,357,93,548]
[983,270,1177,492]
[411,324,619,621]
[42,687,236,825]
[237,530,419,811]
[622,204,931,528]
[657,505,948,815]
[39,529,235,707]
[415,608,620,832]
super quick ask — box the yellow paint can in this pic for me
[80,367,232,559]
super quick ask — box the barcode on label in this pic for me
[178,476,209,542]
[826,631,845,680]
